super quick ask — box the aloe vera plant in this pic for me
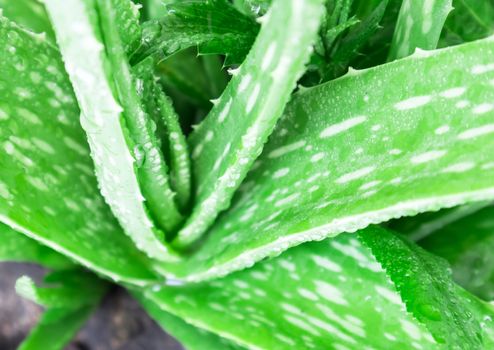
[1,0,494,349]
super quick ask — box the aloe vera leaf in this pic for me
[173,0,325,249]
[43,0,182,260]
[163,36,494,282]
[0,15,158,284]
[16,273,107,350]
[98,0,184,235]
[0,0,55,42]
[147,227,494,349]
[420,206,494,301]
[133,0,259,66]
[388,0,453,60]
[0,223,73,270]
[134,58,192,211]
[389,202,489,241]
[441,0,494,46]
[359,226,485,348]
[154,84,192,211]
[136,293,246,350]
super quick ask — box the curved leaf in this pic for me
[0,15,158,285]
[43,0,182,260]
[165,36,494,282]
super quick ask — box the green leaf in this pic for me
[0,223,73,269]
[173,0,325,249]
[133,0,259,66]
[165,36,494,282]
[144,227,494,349]
[98,0,184,235]
[0,0,56,42]
[420,205,494,301]
[134,58,192,211]
[388,0,453,60]
[360,226,486,348]
[136,293,245,350]
[16,272,107,350]
[43,0,183,260]
[0,14,158,285]
[440,0,494,46]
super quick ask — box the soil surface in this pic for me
[0,262,184,350]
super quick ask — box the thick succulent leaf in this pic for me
[360,226,487,348]
[388,0,453,60]
[420,205,494,301]
[0,15,159,285]
[111,0,142,55]
[43,0,183,260]
[440,0,494,46]
[0,223,73,269]
[135,60,192,211]
[173,0,325,249]
[0,0,55,42]
[16,272,107,350]
[388,202,489,241]
[163,36,494,281]
[98,0,184,236]
[137,294,245,350]
[145,227,494,349]
[133,0,259,66]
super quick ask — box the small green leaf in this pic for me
[173,0,325,249]
[133,0,259,66]
[388,0,453,60]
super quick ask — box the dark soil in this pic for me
[0,262,184,350]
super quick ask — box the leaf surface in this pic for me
[137,293,245,350]
[0,223,73,270]
[165,36,494,281]
[43,0,183,260]
[0,0,55,42]
[145,227,494,349]
[0,15,158,285]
